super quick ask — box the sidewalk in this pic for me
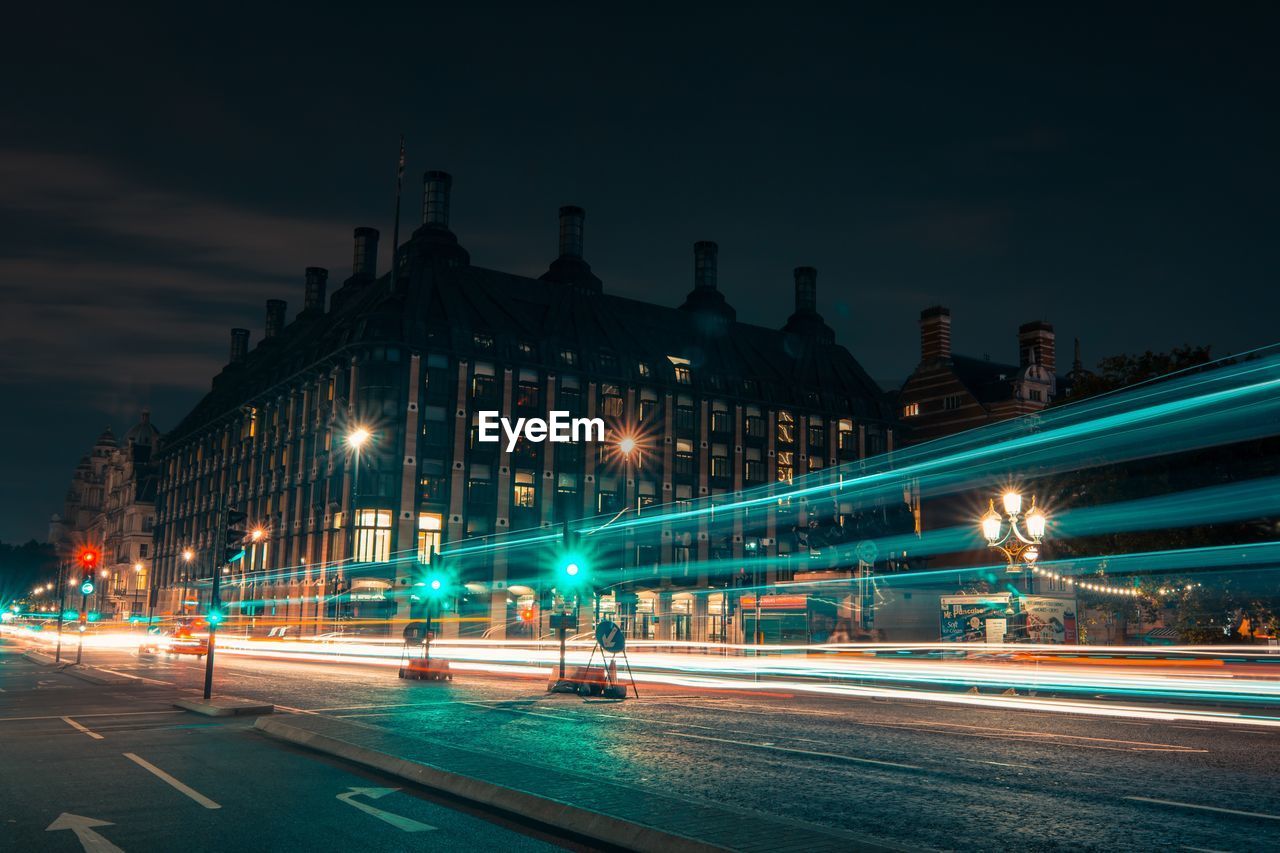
[257,713,906,852]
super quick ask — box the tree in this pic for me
[1066,344,1213,402]
[0,540,59,605]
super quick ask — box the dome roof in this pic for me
[125,409,160,447]
[94,427,117,448]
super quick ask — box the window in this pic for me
[639,395,658,422]
[513,471,536,508]
[903,402,920,417]
[674,402,694,431]
[745,460,765,482]
[517,341,536,359]
[559,379,582,415]
[637,362,651,378]
[777,451,794,483]
[599,350,619,373]
[808,455,824,472]
[808,418,825,447]
[473,332,494,351]
[601,384,624,419]
[423,405,448,447]
[417,513,442,564]
[711,444,730,479]
[354,509,393,563]
[838,418,855,452]
[138,543,149,557]
[468,464,493,504]
[745,412,765,439]
[944,394,963,411]
[711,408,730,434]
[1029,389,1043,402]
[674,365,692,385]
[472,363,497,401]
[557,472,578,494]
[517,381,540,409]
[776,410,795,444]
[559,349,578,367]
[674,439,694,477]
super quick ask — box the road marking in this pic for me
[337,787,435,832]
[906,720,1204,751]
[0,710,184,722]
[666,731,924,770]
[46,812,123,853]
[1125,796,1280,821]
[62,716,104,740]
[123,752,221,809]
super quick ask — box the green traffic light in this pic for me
[556,551,589,584]
[208,610,224,625]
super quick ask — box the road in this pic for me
[12,634,1278,852]
[0,637,584,852]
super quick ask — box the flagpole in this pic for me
[390,134,404,292]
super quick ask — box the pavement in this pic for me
[0,638,583,852]
[8,633,1280,851]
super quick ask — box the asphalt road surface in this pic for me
[9,636,1280,852]
[0,638,584,852]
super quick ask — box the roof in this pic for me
[949,355,1022,405]
[166,230,891,445]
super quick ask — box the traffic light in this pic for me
[77,548,100,595]
[207,608,224,627]
[225,507,248,564]
[555,550,590,587]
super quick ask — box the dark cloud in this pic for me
[1,4,1278,541]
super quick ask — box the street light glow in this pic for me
[347,427,372,449]
[618,436,637,456]
[1002,491,1023,516]
[182,549,194,562]
[251,528,265,542]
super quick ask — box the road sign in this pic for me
[403,621,430,642]
[549,613,577,630]
[595,619,625,653]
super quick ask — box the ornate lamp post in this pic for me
[980,490,1048,598]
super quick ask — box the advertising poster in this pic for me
[940,595,1012,643]
[1022,596,1078,644]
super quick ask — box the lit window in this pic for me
[513,471,536,508]
[674,365,692,385]
[355,509,393,563]
[417,513,442,563]
[637,362,651,378]
[777,451,794,483]
[776,410,795,443]
[903,402,920,417]
[473,332,494,351]
[559,349,578,366]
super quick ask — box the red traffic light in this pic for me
[78,548,100,568]
[519,608,535,623]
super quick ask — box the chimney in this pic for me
[1019,321,1056,373]
[422,170,452,229]
[920,306,952,363]
[793,267,817,314]
[352,227,379,278]
[557,206,585,258]
[264,299,287,339]
[303,267,328,313]
[694,241,718,290]
[229,328,249,362]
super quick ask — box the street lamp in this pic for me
[181,548,194,616]
[341,425,373,627]
[980,490,1048,574]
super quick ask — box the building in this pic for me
[49,412,161,619]
[897,306,1066,444]
[152,171,902,640]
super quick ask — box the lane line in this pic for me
[123,752,221,809]
[666,730,924,770]
[0,710,185,722]
[1125,796,1280,821]
[61,716,104,740]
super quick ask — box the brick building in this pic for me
[151,171,904,640]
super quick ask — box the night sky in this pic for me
[2,4,1277,542]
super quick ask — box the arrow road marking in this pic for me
[337,787,436,832]
[46,813,124,853]
[123,752,221,809]
[62,716,104,739]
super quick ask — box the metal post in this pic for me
[203,503,226,701]
[54,559,66,663]
[75,593,86,665]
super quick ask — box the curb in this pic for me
[255,715,727,852]
[22,650,61,666]
[176,697,275,717]
[64,665,133,685]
